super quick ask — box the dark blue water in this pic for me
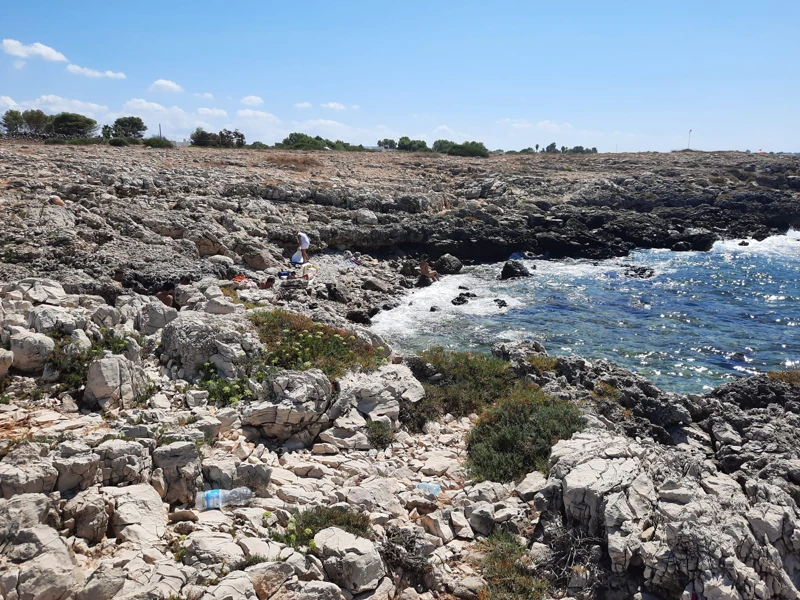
[373,231,800,393]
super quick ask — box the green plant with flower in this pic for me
[250,310,384,379]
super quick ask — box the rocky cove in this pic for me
[0,143,799,600]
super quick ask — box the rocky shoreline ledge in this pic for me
[0,145,799,600]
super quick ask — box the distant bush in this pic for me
[248,141,270,149]
[276,132,366,152]
[479,530,549,600]
[366,420,394,449]
[124,137,142,145]
[249,310,383,379]
[109,138,127,147]
[528,355,559,374]
[447,141,489,158]
[232,555,269,571]
[143,137,174,148]
[273,506,373,549]
[66,138,104,145]
[397,136,430,152]
[43,138,66,145]
[466,385,585,481]
[592,380,621,401]
[767,370,800,385]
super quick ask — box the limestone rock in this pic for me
[0,348,12,378]
[2,278,66,305]
[314,527,386,593]
[0,442,58,499]
[102,483,167,545]
[153,441,202,505]
[83,355,149,411]
[96,438,152,486]
[64,488,109,544]
[10,331,55,373]
[139,300,178,335]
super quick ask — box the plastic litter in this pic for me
[195,487,255,510]
[291,250,304,265]
[416,482,442,496]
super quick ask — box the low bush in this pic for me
[232,554,269,571]
[248,141,270,149]
[401,347,514,431]
[466,385,585,482]
[109,138,127,147]
[479,530,549,600]
[365,420,394,449]
[250,310,383,379]
[379,526,432,588]
[273,506,372,549]
[197,364,255,407]
[528,355,559,373]
[143,137,175,148]
[48,329,136,394]
[43,138,66,145]
[767,370,800,386]
[592,381,621,401]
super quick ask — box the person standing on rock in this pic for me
[296,230,311,263]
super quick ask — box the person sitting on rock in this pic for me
[155,282,175,307]
[296,230,311,263]
[420,255,440,282]
[258,277,276,289]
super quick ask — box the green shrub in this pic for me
[528,355,559,374]
[109,138,127,147]
[197,365,255,407]
[401,347,514,431]
[143,137,175,148]
[592,381,621,401]
[447,141,489,158]
[250,310,383,379]
[48,329,136,394]
[479,530,549,600]
[466,385,585,482]
[44,138,66,145]
[248,141,270,149]
[768,370,800,386]
[232,554,269,571]
[273,507,372,549]
[0,394,10,405]
[366,420,394,449]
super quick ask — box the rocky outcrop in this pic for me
[83,355,150,411]
[152,441,202,505]
[9,331,55,373]
[0,442,58,499]
[314,527,386,594]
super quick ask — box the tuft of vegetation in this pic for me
[143,137,175,148]
[401,347,514,432]
[108,138,128,147]
[0,394,10,405]
[220,287,255,309]
[592,381,621,402]
[247,141,270,149]
[232,554,270,571]
[365,420,394,450]
[379,526,433,588]
[272,507,373,549]
[466,385,585,482]
[528,355,559,374]
[43,138,67,145]
[48,329,135,394]
[478,530,549,600]
[767,370,800,386]
[249,310,383,380]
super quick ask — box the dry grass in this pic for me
[264,153,322,171]
[767,370,800,386]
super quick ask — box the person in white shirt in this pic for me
[295,230,311,263]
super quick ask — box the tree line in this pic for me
[504,142,598,154]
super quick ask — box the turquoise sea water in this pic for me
[372,230,800,394]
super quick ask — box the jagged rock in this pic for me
[96,438,152,486]
[314,527,386,593]
[337,364,425,428]
[63,488,109,544]
[246,561,295,600]
[433,253,463,274]
[83,355,149,411]
[499,260,531,280]
[152,441,202,505]
[241,369,333,446]
[2,278,66,305]
[186,531,245,565]
[76,563,126,600]
[465,501,495,536]
[515,471,548,502]
[0,348,12,378]
[9,331,55,373]
[53,445,101,494]
[0,442,58,499]
[0,493,54,545]
[139,300,178,335]
[6,525,80,600]
[102,483,167,545]
[362,278,390,293]
[27,305,84,335]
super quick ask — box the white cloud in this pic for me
[21,95,108,118]
[351,105,360,111]
[67,64,126,79]
[237,109,280,123]
[13,60,25,69]
[194,92,214,99]
[1,39,67,61]
[302,119,346,128]
[0,96,17,109]
[496,118,574,132]
[112,98,213,140]
[241,95,263,106]
[198,107,228,117]
[320,102,345,110]
[434,125,457,136]
[149,79,183,93]
[294,102,312,109]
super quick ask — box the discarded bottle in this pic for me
[195,487,255,510]
[416,482,442,496]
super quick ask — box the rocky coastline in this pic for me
[0,143,799,600]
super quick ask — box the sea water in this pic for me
[372,230,800,394]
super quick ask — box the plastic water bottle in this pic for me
[195,487,255,510]
[416,482,442,496]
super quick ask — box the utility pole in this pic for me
[688,129,692,150]
[159,124,162,139]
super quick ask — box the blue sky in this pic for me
[1,0,798,151]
